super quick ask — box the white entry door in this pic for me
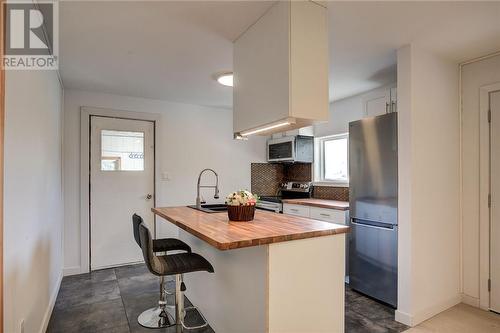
[491,90,500,313]
[90,116,155,270]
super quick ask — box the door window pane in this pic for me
[101,130,144,171]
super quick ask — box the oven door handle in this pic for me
[256,207,280,213]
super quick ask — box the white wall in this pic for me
[314,84,395,137]
[4,71,64,333]
[312,85,395,182]
[461,54,500,306]
[63,89,267,274]
[396,44,414,322]
[396,44,461,326]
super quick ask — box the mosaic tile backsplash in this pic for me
[285,163,312,181]
[251,163,284,196]
[313,186,349,201]
[251,162,349,201]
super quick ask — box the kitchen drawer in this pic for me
[310,207,346,224]
[283,204,310,217]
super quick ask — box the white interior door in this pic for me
[90,116,155,270]
[490,90,500,312]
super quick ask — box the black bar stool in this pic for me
[138,222,214,330]
[132,214,191,254]
[132,214,192,329]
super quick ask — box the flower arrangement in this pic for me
[225,190,258,221]
[225,190,258,206]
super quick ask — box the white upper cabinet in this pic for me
[389,87,397,113]
[364,93,389,118]
[363,87,397,118]
[233,1,329,136]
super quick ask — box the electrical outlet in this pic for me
[20,319,24,333]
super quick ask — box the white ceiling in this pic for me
[60,1,500,108]
[59,1,273,108]
[328,1,500,100]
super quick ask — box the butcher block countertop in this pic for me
[281,198,350,211]
[152,206,349,251]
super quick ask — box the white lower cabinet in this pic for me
[283,204,310,217]
[283,204,348,225]
[309,207,346,224]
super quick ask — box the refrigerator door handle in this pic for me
[351,218,396,231]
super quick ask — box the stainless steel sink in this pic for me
[187,204,228,213]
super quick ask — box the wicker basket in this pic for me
[227,205,256,222]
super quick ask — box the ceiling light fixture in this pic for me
[216,72,233,87]
[233,133,249,140]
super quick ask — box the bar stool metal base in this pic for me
[138,275,175,329]
[138,306,175,329]
[165,289,175,309]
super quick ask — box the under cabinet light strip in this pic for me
[239,121,291,136]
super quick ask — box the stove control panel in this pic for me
[280,181,312,192]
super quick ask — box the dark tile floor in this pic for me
[47,264,214,333]
[345,286,409,333]
[48,263,408,333]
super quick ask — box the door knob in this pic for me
[146,194,153,200]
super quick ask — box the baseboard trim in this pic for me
[461,293,480,307]
[92,260,143,271]
[40,270,63,333]
[414,294,462,325]
[395,294,462,327]
[395,309,413,326]
[63,266,82,276]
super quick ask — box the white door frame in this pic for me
[80,106,161,273]
[479,83,500,310]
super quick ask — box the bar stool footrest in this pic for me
[181,306,209,330]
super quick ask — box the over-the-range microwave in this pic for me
[267,135,314,163]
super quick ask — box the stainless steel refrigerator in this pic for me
[348,112,398,307]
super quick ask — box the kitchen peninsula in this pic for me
[152,206,349,333]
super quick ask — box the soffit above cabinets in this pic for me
[233,0,329,138]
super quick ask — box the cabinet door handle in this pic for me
[320,213,330,217]
[391,101,396,113]
[290,208,299,212]
[386,102,390,114]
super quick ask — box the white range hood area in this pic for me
[233,0,329,138]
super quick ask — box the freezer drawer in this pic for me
[349,219,398,307]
